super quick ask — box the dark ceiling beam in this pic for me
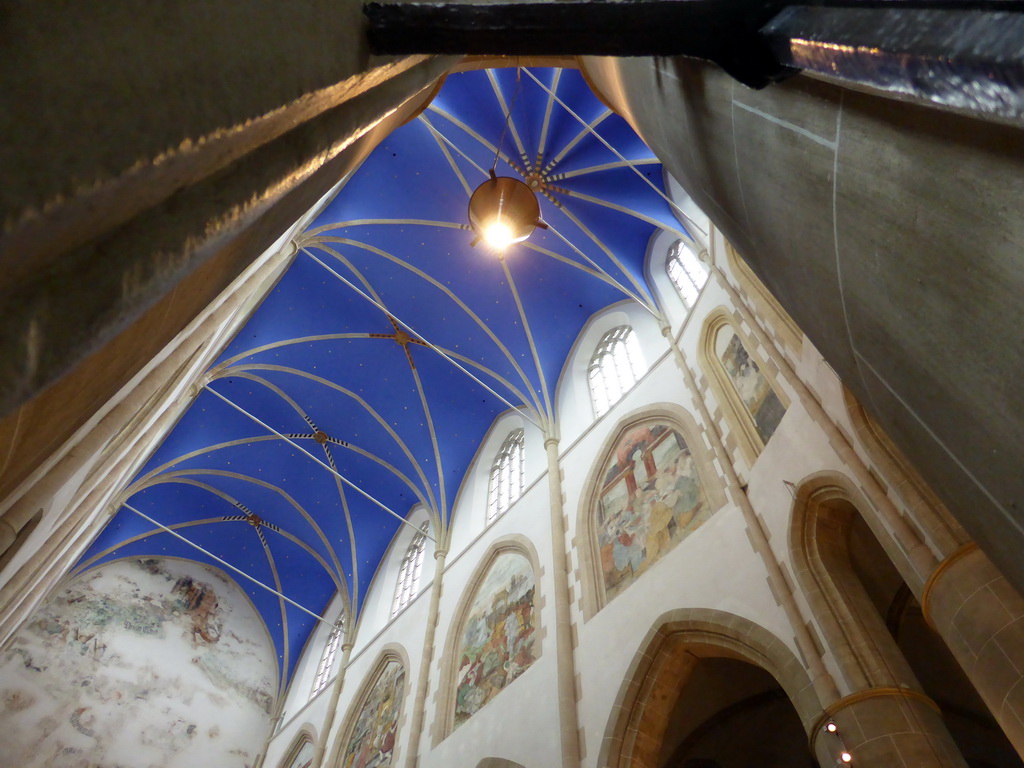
[365,0,1024,118]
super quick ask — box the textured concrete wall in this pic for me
[0,2,453,506]
[580,56,1024,596]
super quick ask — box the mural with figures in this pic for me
[341,659,405,768]
[0,557,276,768]
[596,422,711,600]
[721,333,786,444]
[454,552,536,729]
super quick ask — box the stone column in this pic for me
[811,688,966,767]
[923,543,1024,757]
[312,640,354,768]
[544,436,581,767]
[404,547,447,768]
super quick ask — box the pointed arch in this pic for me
[332,645,411,768]
[278,727,316,768]
[575,403,727,621]
[487,428,525,524]
[432,535,545,744]
[698,307,789,466]
[723,241,803,357]
[788,471,923,692]
[598,608,821,768]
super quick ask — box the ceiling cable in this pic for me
[121,502,337,628]
[301,247,546,430]
[204,383,437,542]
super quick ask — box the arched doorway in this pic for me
[601,609,820,768]
[658,655,814,768]
[793,475,1022,767]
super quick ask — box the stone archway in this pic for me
[599,608,820,768]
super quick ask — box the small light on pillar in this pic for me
[840,751,852,763]
[825,721,838,734]
[468,171,544,250]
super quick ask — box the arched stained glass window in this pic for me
[667,241,708,309]
[588,326,647,417]
[487,429,525,523]
[391,521,429,618]
[311,616,344,698]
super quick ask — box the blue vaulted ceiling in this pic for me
[73,66,691,689]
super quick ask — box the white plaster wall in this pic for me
[420,477,559,768]
[261,219,957,768]
[0,557,277,768]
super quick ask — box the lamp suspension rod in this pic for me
[203,383,438,541]
[520,67,708,238]
[301,247,545,429]
[121,502,337,628]
[491,65,522,172]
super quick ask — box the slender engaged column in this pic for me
[923,543,1024,757]
[663,327,839,707]
[545,436,581,767]
[311,641,354,768]
[404,548,447,768]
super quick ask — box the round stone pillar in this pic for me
[923,543,1024,757]
[812,688,966,767]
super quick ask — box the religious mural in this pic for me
[596,421,710,600]
[721,333,785,444]
[0,557,276,768]
[341,659,405,768]
[287,738,315,768]
[454,552,537,729]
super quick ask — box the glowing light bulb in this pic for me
[482,220,516,249]
[825,722,838,733]
[841,751,852,763]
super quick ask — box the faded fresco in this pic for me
[287,738,314,768]
[454,552,536,728]
[341,659,405,768]
[0,558,276,768]
[596,422,710,600]
[721,333,785,444]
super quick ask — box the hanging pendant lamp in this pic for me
[468,169,544,250]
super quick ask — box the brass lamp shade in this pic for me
[468,174,541,247]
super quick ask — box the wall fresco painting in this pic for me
[287,739,314,768]
[454,552,536,729]
[596,422,710,600]
[721,332,785,444]
[341,660,405,768]
[0,557,276,768]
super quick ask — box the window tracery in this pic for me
[487,429,525,523]
[667,240,708,309]
[311,616,344,697]
[391,522,429,617]
[588,326,646,417]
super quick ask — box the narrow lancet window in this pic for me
[667,240,708,309]
[311,618,344,697]
[589,326,647,417]
[391,522,429,617]
[487,429,525,523]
